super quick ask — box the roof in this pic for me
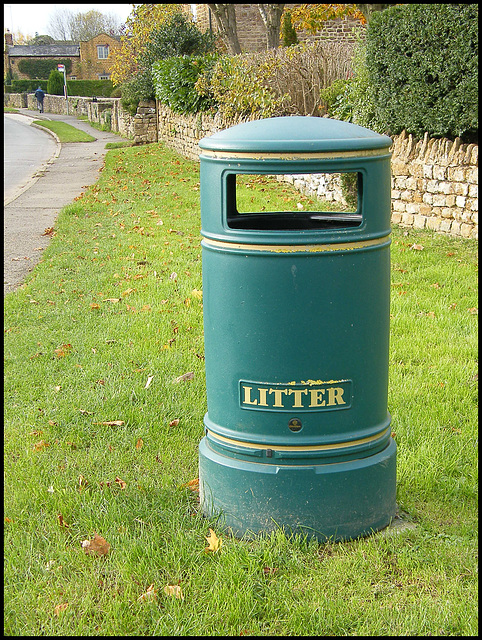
[7,44,80,57]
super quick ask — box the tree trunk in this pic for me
[257,4,285,49]
[207,4,242,55]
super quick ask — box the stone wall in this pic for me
[156,106,478,240]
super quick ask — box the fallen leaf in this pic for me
[136,438,143,450]
[115,476,127,490]
[164,584,184,600]
[180,478,199,492]
[54,344,72,358]
[90,303,101,310]
[58,514,69,528]
[169,418,180,427]
[42,227,55,236]
[410,243,424,250]
[81,532,111,556]
[78,475,88,491]
[33,440,50,451]
[138,584,157,602]
[54,603,69,616]
[468,307,478,314]
[174,371,194,383]
[205,528,222,552]
[191,289,202,299]
[122,288,134,297]
[93,420,125,426]
[103,298,121,303]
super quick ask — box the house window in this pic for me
[99,74,110,80]
[97,45,109,59]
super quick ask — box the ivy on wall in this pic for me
[17,58,72,79]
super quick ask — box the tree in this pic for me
[110,4,182,87]
[258,4,285,49]
[354,4,397,21]
[206,4,241,54]
[46,8,123,41]
[207,4,285,53]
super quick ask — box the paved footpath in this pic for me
[4,109,123,297]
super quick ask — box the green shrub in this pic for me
[47,69,64,96]
[67,79,113,98]
[153,54,218,114]
[5,79,48,93]
[195,53,288,120]
[367,3,478,141]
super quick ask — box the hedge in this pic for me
[4,79,114,97]
[366,3,478,141]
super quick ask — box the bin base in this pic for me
[199,437,396,542]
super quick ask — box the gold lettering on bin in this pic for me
[239,380,352,411]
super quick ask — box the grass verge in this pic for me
[32,119,96,143]
[4,142,478,635]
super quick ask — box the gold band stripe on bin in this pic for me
[200,149,391,160]
[207,427,391,453]
[202,236,391,253]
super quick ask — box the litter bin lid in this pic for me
[199,116,392,154]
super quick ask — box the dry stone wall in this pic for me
[156,107,478,240]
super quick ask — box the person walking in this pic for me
[34,86,45,113]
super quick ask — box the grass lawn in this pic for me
[3,142,478,635]
[32,119,96,143]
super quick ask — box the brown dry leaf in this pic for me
[136,438,144,450]
[205,528,222,553]
[81,532,111,556]
[53,602,69,616]
[410,243,424,251]
[90,303,101,310]
[42,227,55,236]
[122,288,134,297]
[174,371,194,383]
[33,440,50,451]
[54,343,72,358]
[93,420,125,426]
[138,583,157,602]
[103,298,121,303]
[180,478,199,492]
[164,584,184,600]
[468,307,478,314]
[169,418,180,427]
[115,476,127,490]
[58,514,69,529]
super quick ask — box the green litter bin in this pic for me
[198,116,396,542]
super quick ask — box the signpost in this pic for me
[57,64,68,115]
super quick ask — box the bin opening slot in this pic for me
[226,173,363,230]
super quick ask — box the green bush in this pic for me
[153,54,218,114]
[4,79,48,93]
[366,3,478,141]
[195,53,289,120]
[47,69,64,96]
[67,79,114,97]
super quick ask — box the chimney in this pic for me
[5,30,13,46]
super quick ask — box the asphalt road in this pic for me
[3,109,121,297]
[4,114,58,205]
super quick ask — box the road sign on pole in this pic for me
[57,65,68,115]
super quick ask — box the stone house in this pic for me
[4,31,121,81]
